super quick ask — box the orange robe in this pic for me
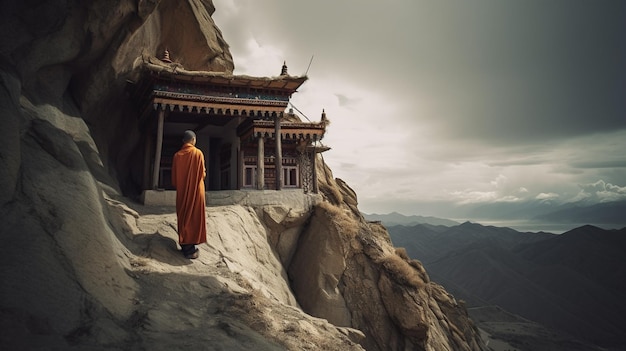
[172,143,207,246]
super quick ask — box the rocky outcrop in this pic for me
[285,164,486,351]
[0,1,486,350]
[1,0,233,197]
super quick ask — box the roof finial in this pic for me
[321,109,327,124]
[161,49,172,63]
[280,61,288,76]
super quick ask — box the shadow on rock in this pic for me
[131,232,192,267]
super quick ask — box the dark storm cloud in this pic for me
[218,0,626,147]
[570,160,626,169]
[411,0,626,145]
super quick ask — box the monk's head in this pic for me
[182,130,196,145]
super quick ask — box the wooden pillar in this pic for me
[257,135,265,190]
[274,114,282,190]
[143,134,152,189]
[151,107,165,189]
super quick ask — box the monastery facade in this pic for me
[132,51,328,203]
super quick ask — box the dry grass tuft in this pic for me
[395,247,410,260]
[318,201,359,238]
[395,247,430,283]
[316,160,345,206]
[379,252,425,289]
[319,180,344,206]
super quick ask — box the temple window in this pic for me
[283,166,299,188]
[243,166,257,188]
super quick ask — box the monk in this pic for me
[171,130,207,259]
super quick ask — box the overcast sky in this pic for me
[212,0,626,219]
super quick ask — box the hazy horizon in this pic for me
[363,211,624,234]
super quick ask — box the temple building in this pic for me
[131,52,329,203]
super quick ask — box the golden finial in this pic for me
[280,61,288,76]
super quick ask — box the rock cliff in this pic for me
[0,1,486,350]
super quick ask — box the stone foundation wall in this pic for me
[142,189,322,212]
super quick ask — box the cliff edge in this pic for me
[0,1,486,350]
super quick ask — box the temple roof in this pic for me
[237,119,327,142]
[141,55,307,92]
[131,54,326,141]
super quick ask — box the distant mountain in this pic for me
[461,199,557,220]
[388,223,626,349]
[389,221,552,265]
[363,211,459,227]
[454,199,626,230]
[535,200,626,225]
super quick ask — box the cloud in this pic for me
[536,192,559,201]
[450,190,499,205]
[490,174,508,188]
[234,39,286,76]
[443,172,536,205]
[570,160,626,169]
[571,180,626,203]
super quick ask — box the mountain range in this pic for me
[388,221,626,350]
[363,212,459,227]
[455,199,626,230]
